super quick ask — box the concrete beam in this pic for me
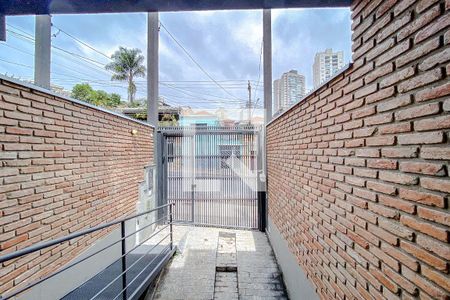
[34,15,51,89]
[1,1,351,15]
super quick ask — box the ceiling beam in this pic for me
[1,0,350,15]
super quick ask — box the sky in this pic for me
[0,8,351,109]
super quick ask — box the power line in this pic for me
[253,39,263,103]
[159,88,262,108]
[0,54,143,96]
[6,28,119,86]
[4,23,262,107]
[159,82,247,101]
[10,24,107,65]
[0,43,34,56]
[159,82,247,104]
[2,25,144,99]
[7,27,111,71]
[0,58,127,92]
[159,80,251,82]
[8,25,256,101]
[0,43,111,82]
[161,93,246,105]
[0,58,245,106]
[51,44,109,67]
[5,28,34,42]
[51,24,112,60]
[5,26,146,98]
[159,21,240,102]
[0,57,33,69]
[160,95,254,109]
[7,24,34,38]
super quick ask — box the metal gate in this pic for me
[158,126,261,229]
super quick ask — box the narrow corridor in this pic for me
[151,226,287,300]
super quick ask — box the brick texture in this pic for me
[267,1,450,299]
[0,78,153,294]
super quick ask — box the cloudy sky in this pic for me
[0,8,351,109]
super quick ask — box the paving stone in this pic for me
[151,226,287,300]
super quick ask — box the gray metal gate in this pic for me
[158,126,261,229]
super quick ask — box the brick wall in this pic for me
[0,78,153,294]
[267,0,449,299]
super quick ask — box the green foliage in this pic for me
[110,93,121,106]
[71,83,93,102]
[159,114,178,127]
[105,47,146,104]
[133,112,147,120]
[71,83,122,108]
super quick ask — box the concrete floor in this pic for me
[149,226,287,300]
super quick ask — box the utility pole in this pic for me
[248,80,252,124]
[34,15,51,89]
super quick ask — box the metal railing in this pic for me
[0,203,175,300]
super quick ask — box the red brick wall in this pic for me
[0,78,153,294]
[267,0,449,299]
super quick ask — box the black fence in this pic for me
[0,203,175,300]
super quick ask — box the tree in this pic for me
[159,114,178,126]
[105,47,146,104]
[91,90,110,106]
[71,83,94,102]
[109,93,121,106]
[71,83,122,108]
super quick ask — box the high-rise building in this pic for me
[313,49,344,88]
[273,79,280,114]
[273,70,305,114]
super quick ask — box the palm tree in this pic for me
[106,47,146,104]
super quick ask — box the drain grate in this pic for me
[213,232,238,300]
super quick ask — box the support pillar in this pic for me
[263,9,272,123]
[0,15,5,42]
[147,12,159,127]
[147,12,161,218]
[34,15,51,89]
[260,9,273,231]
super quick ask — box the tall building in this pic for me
[313,49,344,88]
[273,70,305,114]
[273,79,280,114]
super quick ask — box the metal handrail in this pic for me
[0,203,172,264]
[111,235,170,300]
[90,232,170,300]
[0,203,175,300]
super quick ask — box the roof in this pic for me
[181,109,216,117]
[1,0,351,15]
[117,106,182,114]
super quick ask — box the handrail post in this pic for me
[121,221,127,300]
[169,204,173,250]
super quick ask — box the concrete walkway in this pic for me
[150,226,287,300]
